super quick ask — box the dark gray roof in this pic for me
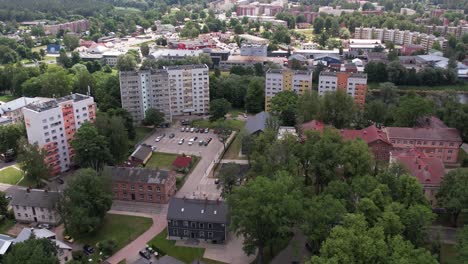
[167,197,228,224]
[131,257,151,264]
[105,166,172,184]
[131,144,153,162]
[10,189,59,209]
[190,260,207,264]
[245,111,270,135]
[159,256,185,264]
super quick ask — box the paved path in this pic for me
[106,208,168,264]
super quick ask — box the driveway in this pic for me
[105,208,168,264]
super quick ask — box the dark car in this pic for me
[169,133,175,138]
[193,136,198,141]
[83,245,95,255]
[56,178,64,184]
[204,137,213,146]
[194,127,200,133]
[139,250,151,259]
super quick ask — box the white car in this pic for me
[188,138,195,146]
[155,136,161,142]
[190,127,195,133]
[178,139,185,145]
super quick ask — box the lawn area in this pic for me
[32,45,46,52]
[0,167,23,185]
[146,152,179,170]
[78,214,152,251]
[440,243,457,264]
[192,119,245,131]
[223,133,246,160]
[0,94,17,102]
[228,109,245,119]
[458,148,468,167]
[149,229,205,263]
[130,127,153,146]
[0,219,15,234]
[17,176,38,187]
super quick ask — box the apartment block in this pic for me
[265,69,313,111]
[119,65,209,124]
[43,19,89,35]
[22,94,96,175]
[318,72,368,107]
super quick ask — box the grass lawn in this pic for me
[0,167,23,185]
[130,127,153,146]
[223,133,246,160]
[0,218,15,234]
[0,94,17,102]
[146,152,179,170]
[17,177,38,187]
[458,148,468,167]
[149,229,205,263]
[78,214,152,251]
[32,45,46,52]
[440,243,457,264]
[192,119,245,131]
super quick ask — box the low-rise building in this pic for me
[277,126,298,140]
[240,43,268,57]
[0,97,49,124]
[390,149,445,206]
[167,197,228,244]
[11,188,61,225]
[106,166,177,204]
[339,125,393,162]
[318,71,368,107]
[265,69,313,111]
[219,56,286,70]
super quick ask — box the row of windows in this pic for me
[17,213,53,220]
[114,184,162,192]
[172,229,214,238]
[391,139,455,147]
[173,221,214,229]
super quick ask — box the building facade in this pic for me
[107,166,176,204]
[23,94,96,175]
[167,197,228,244]
[240,43,268,57]
[11,189,61,225]
[265,69,313,111]
[43,19,90,35]
[119,64,209,124]
[339,125,393,162]
[0,97,49,124]
[318,72,368,107]
[386,126,462,164]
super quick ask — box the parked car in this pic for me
[83,245,95,255]
[139,250,151,259]
[214,178,220,184]
[64,235,74,243]
[204,137,213,146]
[151,146,157,151]
[178,139,185,145]
[193,136,198,141]
[180,127,185,132]
[4,195,11,200]
[38,223,50,229]
[155,136,162,142]
[56,178,64,184]
[199,140,204,146]
[204,128,209,133]
[188,138,195,146]
[169,133,175,138]
[195,127,200,133]
[190,127,195,133]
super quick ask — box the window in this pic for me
[208,223,213,229]
[183,221,189,227]
[130,185,135,190]
[139,194,144,200]
[191,222,196,228]
[449,143,454,147]
[156,187,161,192]
[25,214,28,217]
[148,194,153,200]
[17,213,21,217]
[208,232,213,238]
[183,230,189,236]
[448,150,453,153]
[42,215,45,219]
[147,186,152,191]
[199,231,205,238]
[172,229,178,236]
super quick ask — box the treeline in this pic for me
[365,60,458,86]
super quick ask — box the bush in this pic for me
[97,239,117,256]
[151,245,166,256]
[72,251,85,261]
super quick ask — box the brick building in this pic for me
[106,166,177,204]
[339,125,393,162]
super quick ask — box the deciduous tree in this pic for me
[3,238,59,264]
[436,168,468,227]
[17,138,48,186]
[71,123,111,170]
[210,98,231,121]
[143,108,165,127]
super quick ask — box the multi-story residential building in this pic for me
[0,97,49,124]
[385,124,462,164]
[318,72,368,107]
[265,69,313,111]
[167,197,228,244]
[22,94,96,175]
[11,188,61,225]
[43,19,89,35]
[390,148,445,206]
[119,64,209,124]
[240,43,268,57]
[106,166,177,204]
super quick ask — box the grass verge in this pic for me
[0,167,23,185]
[149,229,205,263]
[146,152,179,170]
[130,127,153,146]
[0,218,15,234]
[223,133,246,160]
[0,94,17,102]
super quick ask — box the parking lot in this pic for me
[142,126,225,199]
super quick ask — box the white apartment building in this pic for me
[11,188,61,225]
[265,69,312,111]
[119,64,209,123]
[22,94,96,175]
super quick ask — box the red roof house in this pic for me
[172,156,192,170]
[390,148,445,206]
[301,120,325,134]
[339,125,393,162]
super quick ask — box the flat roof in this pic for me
[25,94,91,112]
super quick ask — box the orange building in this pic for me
[318,71,368,107]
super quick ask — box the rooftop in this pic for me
[164,64,209,70]
[130,144,153,162]
[267,69,311,75]
[167,197,228,224]
[340,125,391,145]
[10,189,59,209]
[391,149,445,186]
[24,94,91,113]
[105,166,173,184]
[319,71,367,78]
[301,120,325,133]
[386,127,462,142]
[245,111,271,135]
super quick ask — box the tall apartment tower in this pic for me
[318,72,368,107]
[22,94,96,175]
[119,64,209,123]
[265,69,313,111]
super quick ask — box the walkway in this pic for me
[105,208,168,264]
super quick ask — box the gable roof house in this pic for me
[130,144,153,166]
[339,125,393,162]
[10,188,61,225]
[244,111,271,136]
[167,197,228,244]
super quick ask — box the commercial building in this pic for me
[23,94,96,175]
[106,166,177,204]
[265,69,313,111]
[119,65,209,124]
[240,43,268,57]
[390,149,445,206]
[11,188,61,225]
[318,72,368,107]
[167,197,228,244]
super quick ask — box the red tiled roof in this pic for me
[302,120,325,133]
[386,127,462,142]
[340,125,391,145]
[172,156,192,168]
[391,149,445,186]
